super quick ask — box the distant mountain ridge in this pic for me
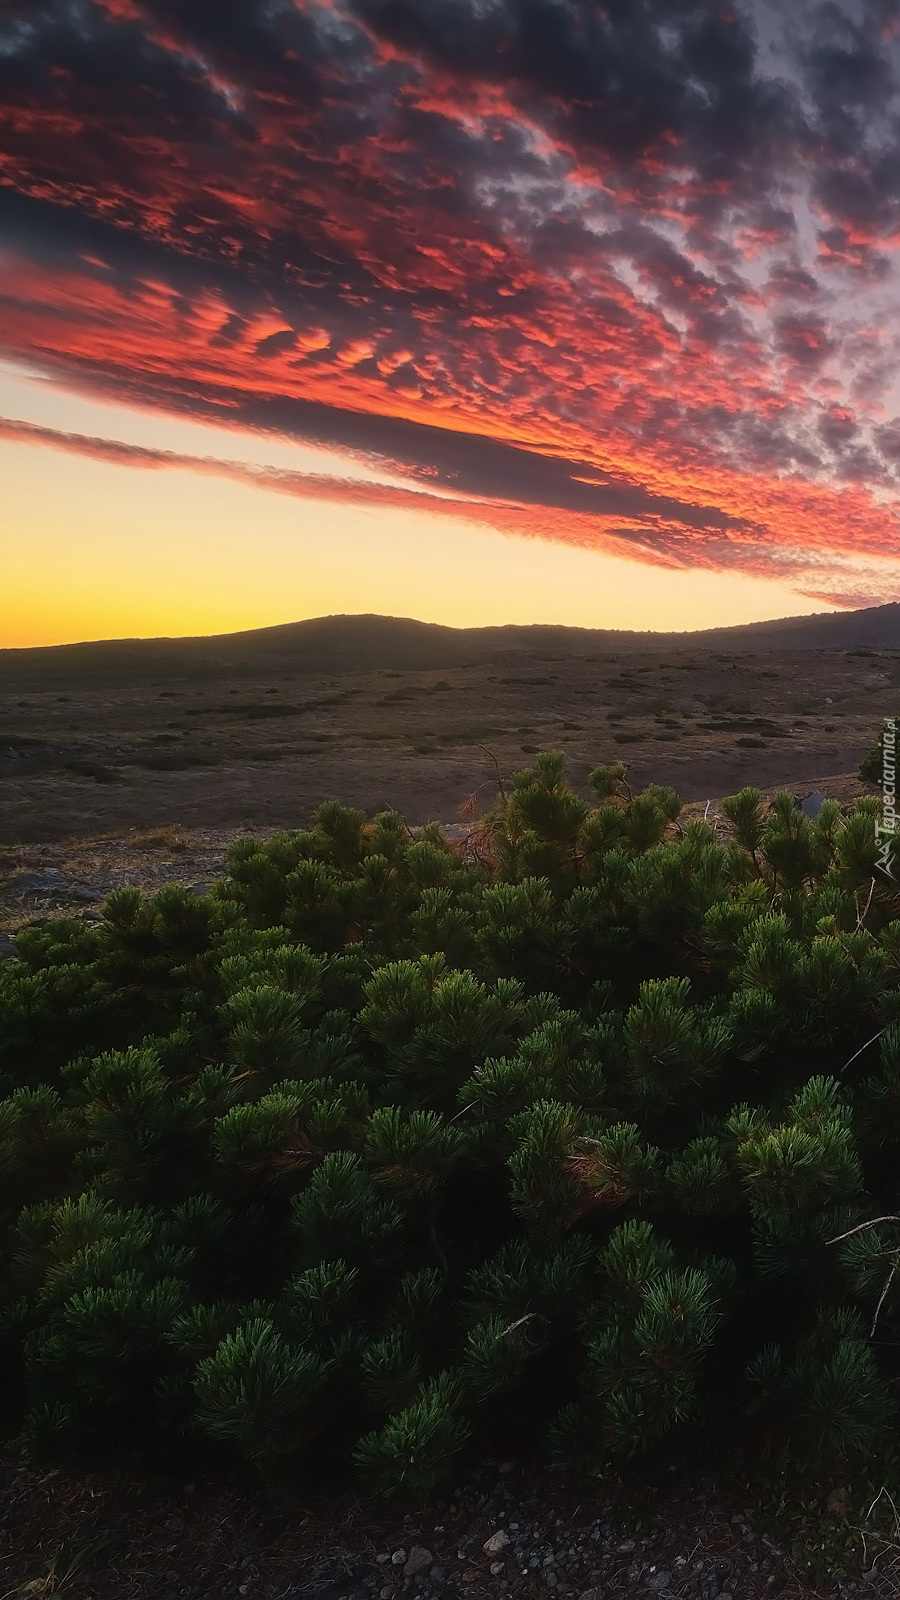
[3,603,900,681]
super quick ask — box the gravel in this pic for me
[1,1445,895,1600]
[281,1459,896,1600]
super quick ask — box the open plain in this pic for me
[0,608,897,930]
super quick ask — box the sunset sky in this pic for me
[3,0,900,645]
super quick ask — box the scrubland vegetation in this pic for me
[3,754,900,1503]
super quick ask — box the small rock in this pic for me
[483,1531,511,1555]
[376,1555,390,1566]
[490,1561,505,1576]
[404,1549,433,1579]
[800,790,826,820]
[645,1573,671,1592]
[617,1541,636,1554]
[391,1549,407,1567]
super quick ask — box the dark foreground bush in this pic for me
[3,755,900,1497]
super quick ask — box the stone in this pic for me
[490,1562,505,1576]
[404,1549,433,1579]
[391,1549,407,1567]
[644,1573,671,1591]
[483,1532,511,1555]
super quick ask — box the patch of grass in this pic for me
[701,718,787,736]
[64,759,122,784]
[217,703,303,720]
[499,675,557,685]
[735,736,768,748]
[613,732,643,744]
[183,698,354,720]
[138,750,223,771]
[435,726,508,745]
[130,825,191,853]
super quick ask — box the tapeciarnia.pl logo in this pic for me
[876,717,897,880]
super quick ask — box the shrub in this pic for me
[1,764,900,1496]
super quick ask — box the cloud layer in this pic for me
[3,0,900,603]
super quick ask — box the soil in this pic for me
[1,1450,896,1600]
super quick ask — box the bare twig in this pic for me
[836,1025,892,1078]
[501,1312,537,1337]
[827,1216,900,1245]
[871,1264,898,1339]
[857,876,877,930]
[478,745,507,803]
[448,1100,476,1124]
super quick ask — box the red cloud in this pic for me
[2,0,900,604]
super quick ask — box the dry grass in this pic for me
[127,824,193,853]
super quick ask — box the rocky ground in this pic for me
[1,1452,897,1600]
[0,644,889,843]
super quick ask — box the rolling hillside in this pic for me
[3,602,900,683]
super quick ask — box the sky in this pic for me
[3,1,900,645]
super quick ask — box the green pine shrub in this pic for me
[2,766,900,1495]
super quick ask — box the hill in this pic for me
[3,602,900,683]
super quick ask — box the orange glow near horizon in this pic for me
[1,426,841,648]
